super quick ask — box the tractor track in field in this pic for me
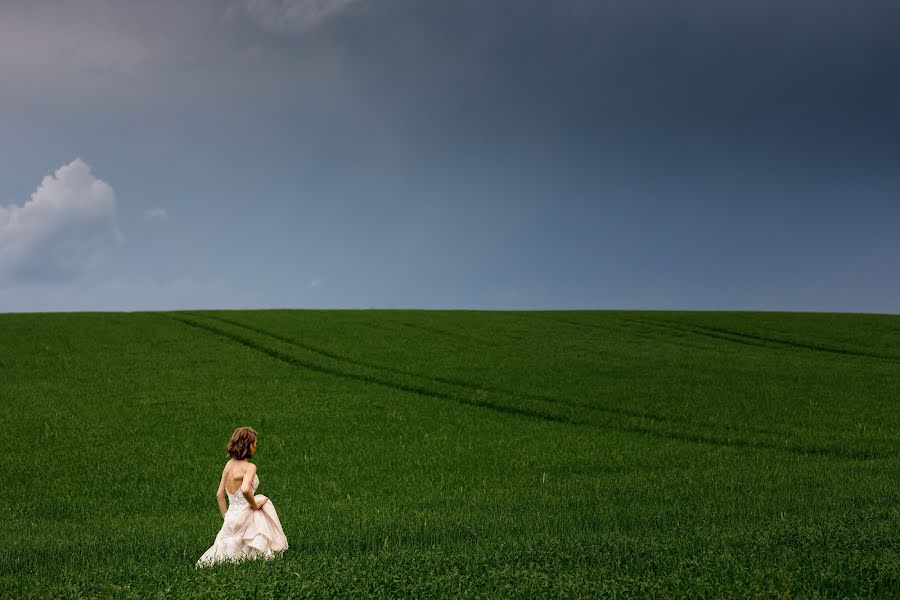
[623,317,900,363]
[682,321,900,362]
[166,313,889,461]
[620,317,773,350]
[536,313,900,363]
[532,315,714,353]
[169,314,574,426]
[195,312,671,425]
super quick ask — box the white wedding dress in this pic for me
[196,474,288,567]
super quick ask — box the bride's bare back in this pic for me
[223,459,255,495]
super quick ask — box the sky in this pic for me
[1,0,898,313]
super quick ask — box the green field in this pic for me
[2,310,898,598]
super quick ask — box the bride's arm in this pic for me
[216,467,228,517]
[241,463,261,510]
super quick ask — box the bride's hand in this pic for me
[255,496,269,510]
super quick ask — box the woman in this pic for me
[196,426,288,567]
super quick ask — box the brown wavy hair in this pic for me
[226,426,258,460]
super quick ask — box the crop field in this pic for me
[2,310,898,597]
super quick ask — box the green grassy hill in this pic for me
[2,310,898,597]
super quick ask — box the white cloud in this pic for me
[231,0,364,33]
[0,158,122,285]
[308,279,321,288]
[144,207,168,221]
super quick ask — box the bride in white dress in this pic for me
[197,426,288,567]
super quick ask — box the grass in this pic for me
[1,309,898,597]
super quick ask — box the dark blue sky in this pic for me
[1,0,898,312]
